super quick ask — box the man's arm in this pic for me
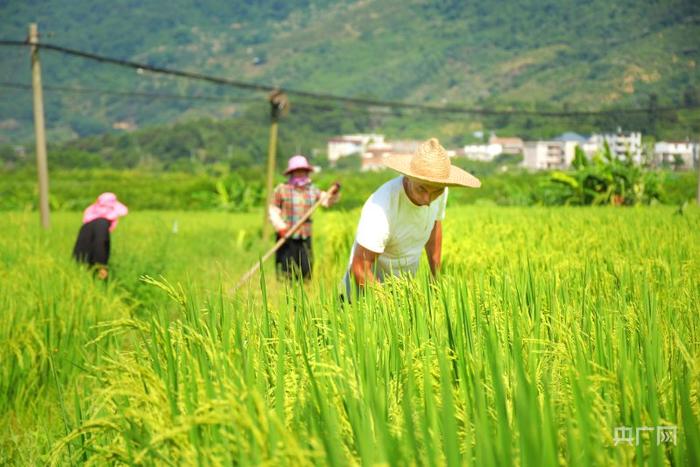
[425,221,442,277]
[351,244,380,289]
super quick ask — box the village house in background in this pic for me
[523,140,573,170]
[328,135,444,171]
[327,129,698,172]
[520,129,643,170]
[327,134,385,166]
[360,138,453,172]
[461,142,503,162]
[360,142,393,172]
[489,135,524,155]
[521,133,589,170]
[653,140,699,170]
[589,128,643,164]
[461,135,524,162]
[360,139,422,171]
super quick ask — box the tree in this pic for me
[683,86,699,107]
[672,154,685,171]
[548,142,662,206]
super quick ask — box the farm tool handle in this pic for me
[235,182,340,289]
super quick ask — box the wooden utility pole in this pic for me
[696,137,700,206]
[262,90,288,240]
[29,23,50,228]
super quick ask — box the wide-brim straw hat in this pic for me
[383,138,481,188]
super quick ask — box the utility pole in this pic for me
[29,23,50,228]
[262,90,288,240]
[648,93,658,139]
[696,137,700,206]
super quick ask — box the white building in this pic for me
[360,139,454,172]
[360,144,394,172]
[554,132,588,165]
[579,140,602,158]
[327,134,385,165]
[461,143,504,162]
[489,135,524,155]
[388,140,421,154]
[360,140,424,172]
[654,141,698,170]
[523,141,569,170]
[590,128,642,164]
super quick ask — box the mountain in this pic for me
[1,0,699,144]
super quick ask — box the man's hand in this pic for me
[425,221,443,278]
[351,243,380,289]
[97,267,109,280]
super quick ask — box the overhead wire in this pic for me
[0,81,260,103]
[1,39,697,119]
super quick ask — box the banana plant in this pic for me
[549,142,662,206]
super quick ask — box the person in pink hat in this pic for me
[72,192,128,280]
[268,154,339,279]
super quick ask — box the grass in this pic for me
[1,206,699,465]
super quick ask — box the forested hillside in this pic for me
[1,0,699,144]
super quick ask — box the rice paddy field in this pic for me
[1,205,699,465]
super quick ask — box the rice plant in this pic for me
[1,206,698,465]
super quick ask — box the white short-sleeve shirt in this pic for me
[343,176,447,292]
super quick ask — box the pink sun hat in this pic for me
[283,155,314,175]
[82,192,129,232]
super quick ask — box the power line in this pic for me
[0,81,259,103]
[0,81,386,116]
[0,39,273,92]
[1,39,699,118]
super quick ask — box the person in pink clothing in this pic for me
[72,192,128,279]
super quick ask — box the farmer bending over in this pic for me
[343,138,480,297]
[73,192,128,280]
[268,154,339,280]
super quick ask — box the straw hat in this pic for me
[383,138,481,188]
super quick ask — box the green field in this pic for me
[1,206,699,465]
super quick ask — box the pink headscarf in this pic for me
[83,192,128,232]
[288,174,311,187]
[285,155,313,187]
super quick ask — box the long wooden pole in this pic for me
[262,91,288,240]
[237,183,339,289]
[29,23,50,228]
[696,137,699,206]
[262,117,278,239]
